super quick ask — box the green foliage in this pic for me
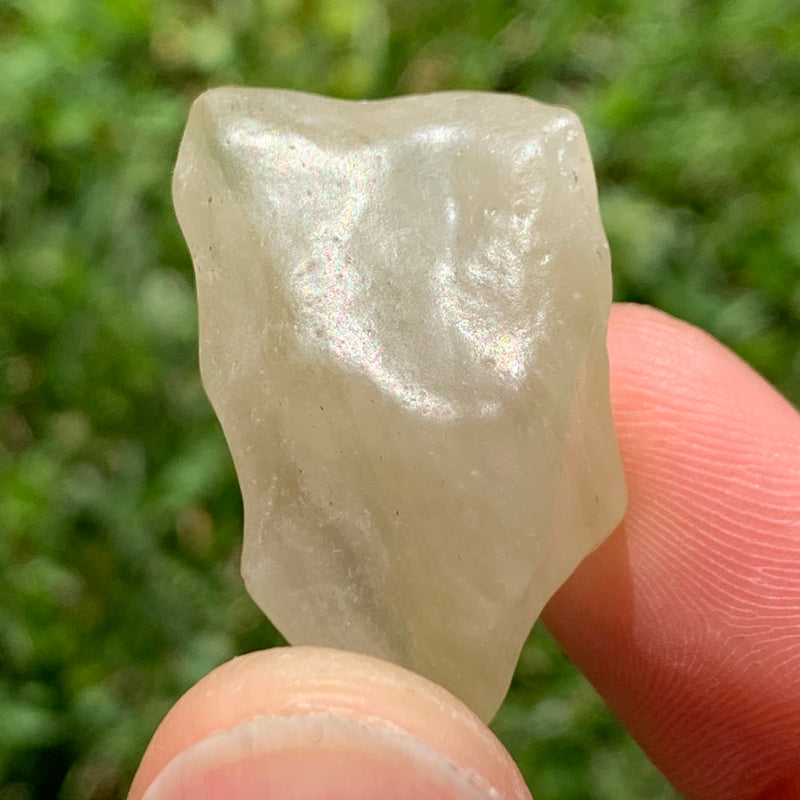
[1,1,797,798]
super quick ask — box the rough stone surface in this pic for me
[173,88,627,721]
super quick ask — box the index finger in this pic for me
[543,303,800,800]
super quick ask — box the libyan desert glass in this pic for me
[173,88,627,722]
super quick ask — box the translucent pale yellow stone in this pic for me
[173,88,627,721]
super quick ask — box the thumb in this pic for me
[127,647,531,800]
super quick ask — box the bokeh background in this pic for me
[2,1,799,798]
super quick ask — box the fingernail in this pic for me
[142,712,504,800]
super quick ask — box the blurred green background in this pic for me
[1,0,798,798]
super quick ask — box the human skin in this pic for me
[128,303,800,800]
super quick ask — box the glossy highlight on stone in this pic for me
[173,88,627,721]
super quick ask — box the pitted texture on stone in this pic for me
[173,88,627,721]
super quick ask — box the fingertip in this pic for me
[544,304,800,800]
[608,302,799,432]
[128,647,531,800]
